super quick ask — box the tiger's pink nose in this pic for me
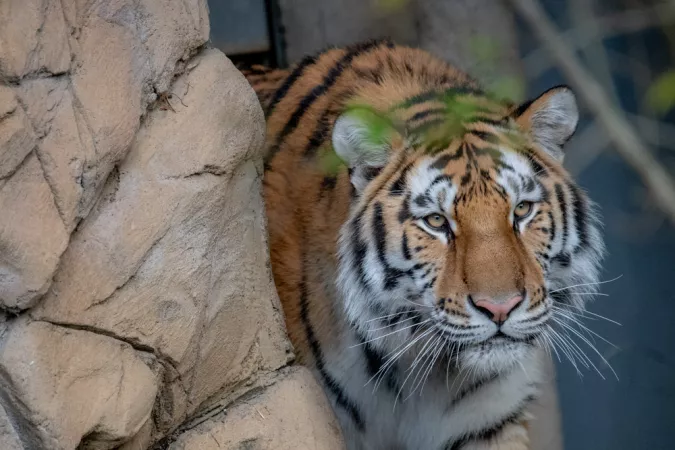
[472,295,523,324]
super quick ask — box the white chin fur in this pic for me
[459,339,535,375]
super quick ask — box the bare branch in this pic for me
[523,2,675,78]
[508,0,675,226]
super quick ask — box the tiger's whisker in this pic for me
[549,275,622,293]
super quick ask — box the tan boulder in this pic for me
[0,152,69,310]
[0,0,70,79]
[0,319,157,449]
[168,367,345,450]
[67,0,210,219]
[0,0,210,310]
[33,48,292,432]
[0,403,25,450]
[0,85,36,179]
[14,77,96,231]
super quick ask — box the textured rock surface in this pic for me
[168,367,345,450]
[0,1,343,449]
[0,0,70,80]
[0,0,210,310]
[0,152,69,310]
[0,403,23,450]
[0,320,157,450]
[33,48,292,432]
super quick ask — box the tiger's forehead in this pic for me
[392,88,519,138]
[402,140,542,217]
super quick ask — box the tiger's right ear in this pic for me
[332,108,403,193]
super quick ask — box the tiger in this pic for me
[242,39,604,450]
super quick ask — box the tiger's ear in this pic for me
[332,108,403,193]
[512,86,578,161]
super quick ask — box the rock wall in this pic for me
[0,1,342,449]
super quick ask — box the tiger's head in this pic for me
[333,86,604,374]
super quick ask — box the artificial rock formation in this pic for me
[0,1,342,449]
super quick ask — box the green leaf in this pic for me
[646,70,675,114]
[376,0,409,12]
[318,145,345,176]
[343,104,398,148]
[487,76,526,103]
[468,36,501,64]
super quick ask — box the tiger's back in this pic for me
[243,40,603,450]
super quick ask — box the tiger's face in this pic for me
[334,87,604,374]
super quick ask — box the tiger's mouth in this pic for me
[488,330,538,345]
[471,331,538,356]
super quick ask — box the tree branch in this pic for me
[508,0,675,226]
[523,2,675,78]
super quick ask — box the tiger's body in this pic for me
[243,40,604,450]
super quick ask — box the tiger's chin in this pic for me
[458,335,536,376]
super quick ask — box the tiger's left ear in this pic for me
[512,86,579,161]
[332,108,403,193]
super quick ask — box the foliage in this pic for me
[375,0,409,13]
[645,69,675,115]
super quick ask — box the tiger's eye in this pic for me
[514,201,533,219]
[424,214,448,230]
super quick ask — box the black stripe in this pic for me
[414,194,431,207]
[554,184,569,249]
[467,117,505,127]
[299,266,365,430]
[431,148,464,170]
[539,182,551,202]
[474,395,535,440]
[527,153,548,177]
[409,117,447,136]
[373,202,406,290]
[520,307,549,323]
[401,231,412,260]
[351,212,370,289]
[363,166,382,183]
[304,109,331,157]
[356,331,401,393]
[469,130,496,142]
[320,175,337,193]
[266,54,318,115]
[398,90,441,108]
[430,174,453,188]
[547,210,557,243]
[568,183,589,251]
[524,177,536,193]
[353,64,385,84]
[406,107,447,124]
[390,164,411,195]
[512,98,534,118]
[551,252,571,267]
[398,194,412,223]
[445,394,535,449]
[385,307,414,327]
[460,171,472,186]
[447,373,499,410]
[551,289,571,304]
[268,40,386,161]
